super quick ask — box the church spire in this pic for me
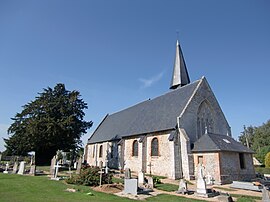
[170,40,190,89]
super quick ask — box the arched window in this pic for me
[151,138,159,156]
[197,100,214,138]
[99,145,103,157]
[132,140,138,156]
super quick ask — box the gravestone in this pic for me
[138,170,145,186]
[99,161,103,168]
[3,163,9,174]
[51,161,61,180]
[0,153,2,161]
[29,165,36,176]
[76,156,82,174]
[124,168,131,179]
[12,161,18,174]
[262,186,270,202]
[50,156,56,176]
[176,178,188,194]
[147,176,154,189]
[98,168,105,186]
[18,161,26,175]
[124,179,138,195]
[230,181,262,191]
[196,164,207,196]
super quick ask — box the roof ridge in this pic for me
[109,78,202,117]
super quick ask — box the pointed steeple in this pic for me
[170,40,190,89]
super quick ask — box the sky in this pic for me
[0,0,269,152]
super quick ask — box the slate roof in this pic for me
[192,133,254,153]
[88,79,201,144]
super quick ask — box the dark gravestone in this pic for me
[124,168,131,179]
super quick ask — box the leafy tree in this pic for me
[239,120,270,165]
[265,152,270,168]
[4,84,92,165]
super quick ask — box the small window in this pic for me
[198,156,203,165]
[239,153,245,169]
[132,140,138,157]
[99,145,103,158]
[151,138,159,156]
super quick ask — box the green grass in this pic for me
[213,186,236,191]
[155,183,179,192]
[0,173,206,202]
[236,196,256,202]
[255,166,270,174]
[231,194,262,201]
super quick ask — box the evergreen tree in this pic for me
[4,84,92,165]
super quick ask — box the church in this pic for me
[85,40,255,184]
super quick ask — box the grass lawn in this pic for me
[155,183,179,192]
[0,173,206,202]
[255,166,270,174]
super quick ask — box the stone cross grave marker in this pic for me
[98,168,105,186]
[76,156,82,174]
[12,161,18,174]
[147,162,153,176]
[18,161,26,175]
[51,161,61,180]
[124,179,138,195]
[3,163,9,174]
[138,170,145,186]
[124,168,131,179]
[196,164,207,196]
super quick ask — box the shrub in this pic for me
[265,152,270,168]
[65,166,112,186]
[152,176,162,185]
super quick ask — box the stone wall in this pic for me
[219,152,256,183]
[123,132,176,178]
[193,153,221,184]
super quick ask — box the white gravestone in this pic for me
[196,164,207,195]
[76,157,82,174]
[18,161,26,175]
[138,171,145,186]
[12,161,18,174]
[50,156,56,176]
[29,165,36,176]
[177,178,188,194]
[124,179,138,195]
[51,161,61,180]
[147,177,154,189]
[3,163,9,174]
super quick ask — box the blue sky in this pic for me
[0,0,269,152]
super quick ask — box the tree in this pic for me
[4,83,92,165]
[239,120,270,165]
[265,152,270,168]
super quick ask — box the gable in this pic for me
[178,77,231,142]
[88,79,201,144]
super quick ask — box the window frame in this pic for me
[99,145,103,158]
[151,137,159,157]
[132,140,139,157]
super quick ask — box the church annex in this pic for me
[85,40,255,184]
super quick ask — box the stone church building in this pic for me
[85,40,255,184]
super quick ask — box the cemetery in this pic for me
[0,150,269,202]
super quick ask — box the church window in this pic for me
[99,145,103,158]
[197,100,214,138]
[239,153,245,169]
[132,140,138,157]
[151,138,159,156]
